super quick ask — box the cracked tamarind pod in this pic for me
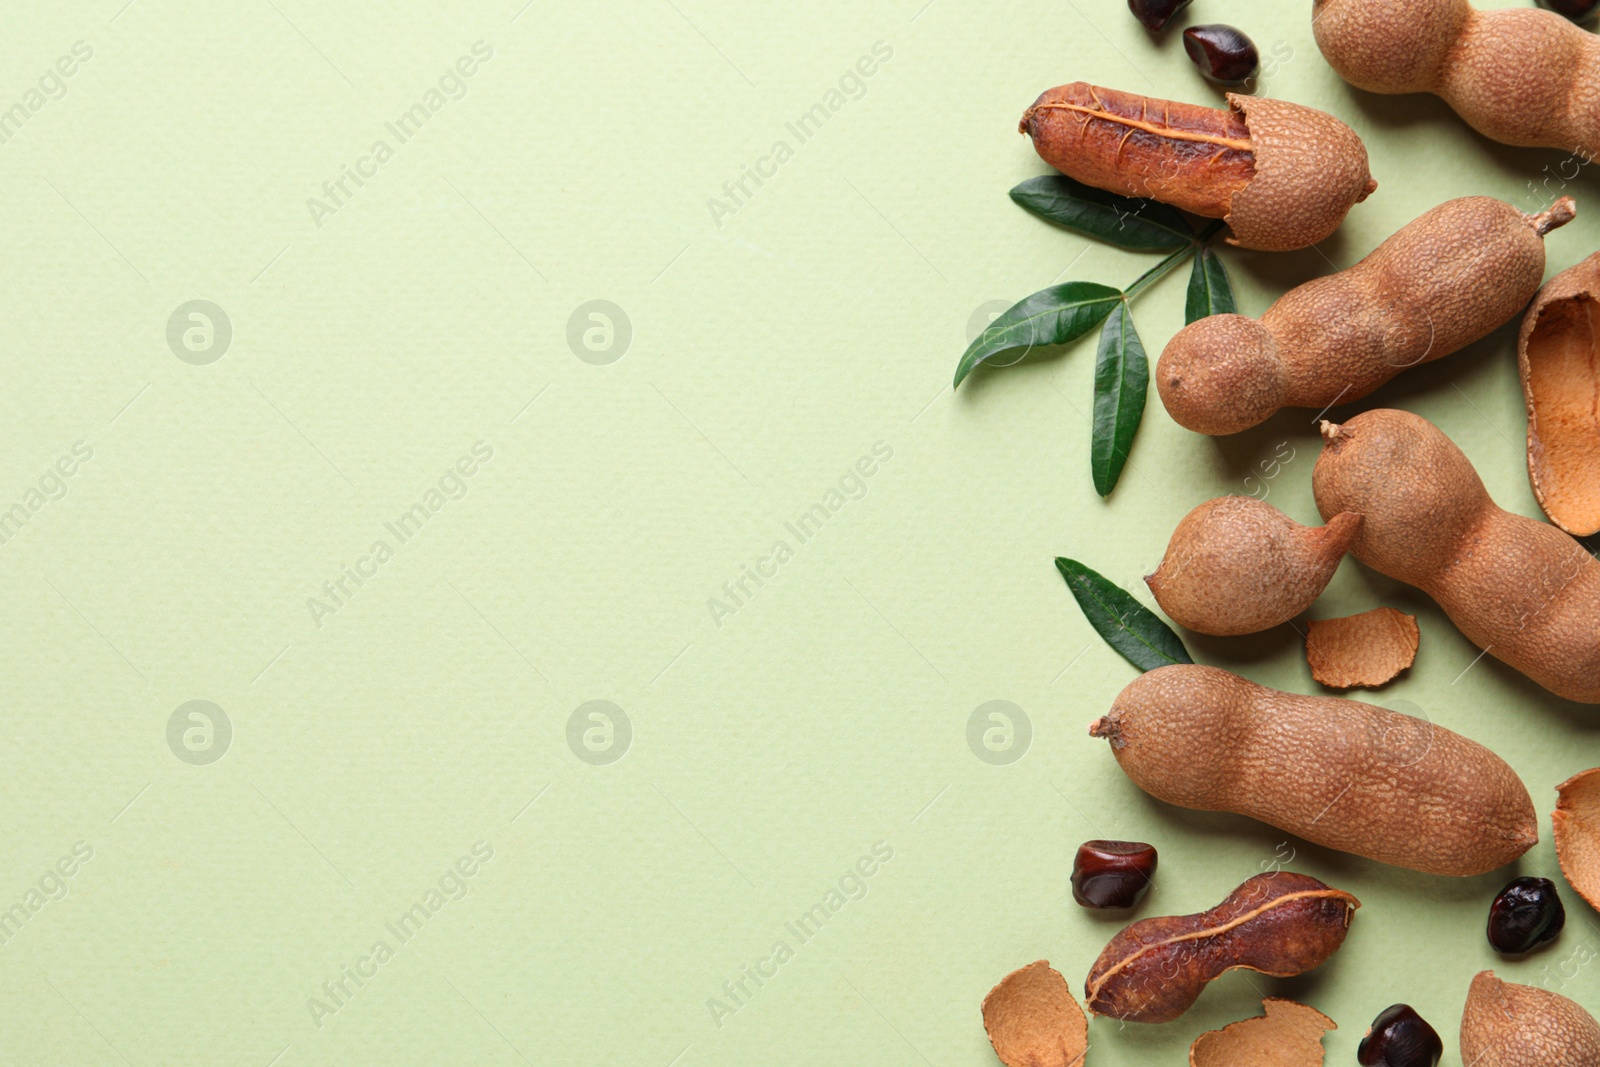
[1315,0,1600,158]
[1019,82,1377,251]
[1158,196,1575,436]
[1084,871,1358,1024]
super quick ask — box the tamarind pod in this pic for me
[1083,871,1358,1024]
[1021,83,1376,251]
[1313,409,1600,704]
[1092,664,1539,874]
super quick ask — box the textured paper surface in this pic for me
[2,2,1596,1064]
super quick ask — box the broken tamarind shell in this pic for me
[1306,607,1419,689]
[1190,999,1336,1067]
[1145,496,1361,636]
[1020,83,1376,251]
[981,961,1088,1067]
[1460,970,1600,1067]
[1519,250,1600,536]
[1553,768,1600,915]
[1084,871,1358,1024]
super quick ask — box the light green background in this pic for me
[3,1,1598,1063]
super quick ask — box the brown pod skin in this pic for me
[1460,970,1600,1066]
[1092,664,1539,875]
[1158,196,1575,435]
[1020,83,1376,251]
[1314,0,1600,157]
[1520,250,1600,536]
[1313,409,1600,704]
[1084,871,1358,1024]
[1145,496,1362,636]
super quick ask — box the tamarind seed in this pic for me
[1070,840,1157,909]
[1128,0,1193,32]
[1538,0,1600,24]
[1487,876,1565,954]
[1358,1004,1443,1067]
[1184,24,1261,86]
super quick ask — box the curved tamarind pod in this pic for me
[1158,196,1574,435]
[1020,82,1376,251]
[1313,408,1600,703]
[1315,0,1600,157]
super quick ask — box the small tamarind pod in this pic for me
[1460,971,1600,1067]
[1158,196,1575,436]
[1145,496,1361,636]
[1091,664,1539,875]
[1313,409,1600,704]
[1519,250,1600,536]
[1083,871,1358,1024]
[1314,0,1600,157]
[1020,83,1377,251]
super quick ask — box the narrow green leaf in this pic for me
[1054,557,1193,671]
[1090,303,1148,497]
[953,281,1123,388]
[1010,175,1193,251]
[1184,245,1238,324]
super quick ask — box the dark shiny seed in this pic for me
[1488,876,1566,954]
[1358,1004,1443,1067]
[1183,24,1261,87]
[1071,840,1156,909]
[1127,0,1194,33]
[1538,0,1600,23]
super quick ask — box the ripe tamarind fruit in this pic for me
[1313,408,1600,704]
[1314,0,1600,157]
[1519,250,1600,536]
[1460,971,1600,1067]
[1145,496,1361,636]
[1084,871,1357,1023]
[1091,664,1538,875]
[1158,196,1575,436]
[1020,83,1376,251]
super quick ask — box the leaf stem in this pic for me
[1121,220,1229,303]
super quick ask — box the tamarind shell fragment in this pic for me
[1084,871,1358,1024]
[1021,83,1375,251]
[1519,250,1600,536]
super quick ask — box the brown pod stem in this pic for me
[1021,83,1376,251]
[1158,196,1573,435]
[1084,872,1358,1024]
[1314,409,1600,703]
[1519,249,1600,536]
[1092,664,1539,874]
[1315,0,1600,158]
[1146,496,1361,636]
[1460,970,1600,1066]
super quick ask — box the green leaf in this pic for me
[1010,175,1193,252]
[1185,245,1237,324]
[953,281,1123,388]
[1090,302,1148,497]
[1054,557,1193,672]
